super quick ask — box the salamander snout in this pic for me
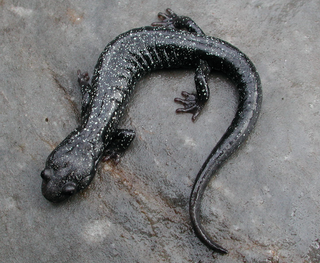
[41,168,78,203]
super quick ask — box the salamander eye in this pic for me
[62,182,77,196]
[41,169,51,181]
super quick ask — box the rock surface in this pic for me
[1,1,320,262]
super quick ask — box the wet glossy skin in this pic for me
[40,9,262,253]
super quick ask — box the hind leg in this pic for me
[151,8,206,36]
[152,9,212,121]
[174,60,211,121]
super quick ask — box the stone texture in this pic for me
[1,1,320,262]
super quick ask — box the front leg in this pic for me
[103,129,136,163]
[77,70,93,122]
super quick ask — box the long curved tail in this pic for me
[189,61,262,253]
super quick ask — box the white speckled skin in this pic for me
[40,9,262,254]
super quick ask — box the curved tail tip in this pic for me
[214,245,228,254]
[200,235,228,254]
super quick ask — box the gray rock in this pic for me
[1,1,319,262]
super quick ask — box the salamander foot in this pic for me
[174,91,204,122]
[77,70,90,90]
[102,129,135,164]
[151,8,177,28]
[102,150,122,164]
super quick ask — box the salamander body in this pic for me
[41,9,262,253]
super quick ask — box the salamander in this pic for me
[40,9,262,254]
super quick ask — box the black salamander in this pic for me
[41,9,262,254]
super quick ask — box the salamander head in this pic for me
[40,141,97,203]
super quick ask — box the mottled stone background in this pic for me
[1,0,320,262]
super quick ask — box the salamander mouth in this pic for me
[41,169,78,203]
